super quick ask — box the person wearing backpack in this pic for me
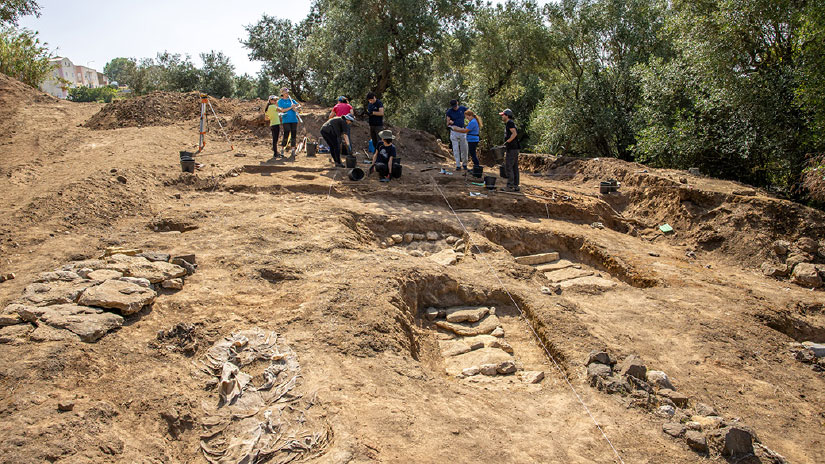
[500,108,520,192]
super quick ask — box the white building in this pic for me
[40,57,109,99]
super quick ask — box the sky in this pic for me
[19,0,553,76]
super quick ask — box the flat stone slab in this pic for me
[78,279,157,315]
[439,340,472,357]
[515,252,560,265]
[445,306,490,323]
[87,269,124,281]
[35,271,82,283]
[103,254,187,283]
[430,249,458,266]
[545,267,595,283]
[435,314,501,336]
[19,280,99,306]
[558,275,617,290]
[444,347,514,376]
[16,303,123,342]
[535,260,578,272]
[802,342,825,358]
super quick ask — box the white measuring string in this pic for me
[429,176,626,464]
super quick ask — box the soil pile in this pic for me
[84,91,204,129]
[0,74,56,134]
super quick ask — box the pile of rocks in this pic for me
[426,305,544,384]
[585,351,782,460]
[0,250,196,343]
[381,231,467,265]
[761,238,825,289]
[789,341,825,372]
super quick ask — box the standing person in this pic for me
[264,95,281,158]
[330,96,354,152]
[371,130,397,182]
[445,99,469,170]
[366,92,384,154]
[465,109,482,167]
[499,108,520,192]
[320,114,355,167]
[277,87,299,157]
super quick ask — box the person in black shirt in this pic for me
[371,130,396,182]
[366,92,384,154]
[320,114,355,167]
[499,108,520,191]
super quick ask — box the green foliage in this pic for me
[0,25,53,87]
[243,15,312,100]
[199,50,234,98]
[233,73,256,100]
[0,0,39,25]
[156,52,200,92]
[796,2,825,147]
[254,73,274,100]
[67,85,118,103]
[103,57,135,85]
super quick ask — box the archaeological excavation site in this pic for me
[1,74,825,464]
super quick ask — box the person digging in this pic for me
[320,114,355,167]
[370,130,397,182]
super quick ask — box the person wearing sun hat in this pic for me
[371,129,397,182]
[500,108,520,191]
[320,114,355,167]
[263,95,282,158]
[277,87,299,156]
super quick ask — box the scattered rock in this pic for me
[656,405,676,418]
[695,403,718,417]
[408,250,425,257]
[162,278,184,290]
[802,341,825,358]
[453,239,465,250]
[646,370,675,390]
[662,422,685,438]
[590,222,604,229]
[791,263,822,288]
[171,258,196,276]
[58,401,75,412]
[491,327,505,338]
[587,363,612,382]
[462,366,479,376]
[540,285,561,295]
[760,261,789,278]
[772,240,790,256]
[691,415,724,431]
[446,236,458,244]
[685,430,708,453]
[435,314,501,336]
[712,427,754,457]
[658,388,689,408]
[519,371,544,384]
[587,351,613,366]
[425,307,439,321]
[391,234,403,244]
[138,252,171,262]
[0,273,15,282]
[426,231,439,241]
[679,177,687,184]
[445,306,489,323]
[795,237,818,254]
[77,279,157,315]
[593,375,630,394]
[116,175,127,184]
[429,249,458,266]
[87,269,124,281]
[497,360,517,375]
[403,233,413,243]
[618,355,647,380]
[103,247,141,257]
[35,271,81,282]
[479,364,498,376]
[786,252,813,270]
[413,233,426,241]
[16,304,123,342]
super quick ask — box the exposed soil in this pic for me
[1,77,824,463]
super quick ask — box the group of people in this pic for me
[446,100,520,192]
[264,90,519,190]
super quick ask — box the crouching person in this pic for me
[371,130,397,182]
[320,114,355,167]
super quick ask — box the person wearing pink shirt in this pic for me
[330,96,354,152]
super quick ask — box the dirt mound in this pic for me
[541,157,825,266]
[0,74,56,134]
[84,91,204,129]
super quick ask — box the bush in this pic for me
[68,85,118,103]
[0,25,53,87]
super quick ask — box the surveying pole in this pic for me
[196,93,234,154]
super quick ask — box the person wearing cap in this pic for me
[371,129,397,182]
[277,87,300,156]
[320,114,355,167]
[500,108,520,191]
[263,95,282,158]
[445,99,469,170]
[366,92,385,154]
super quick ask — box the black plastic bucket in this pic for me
[472,165,484,178]
[499,165,507,178]
[306,142,317,157]
[392,159,402,178]
[180,151,194,162]
[348,167,365,181]
[345,154,357,168]
[484,175,497,189]
[181,160,195,173]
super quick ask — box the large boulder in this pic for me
[760,261,789,278]
[771,240,790,255]
[646,370,675,390]
[78,279,157,315]
[685,430,708,453]
[795,237,818,254]
[709,427,754,457]
[435,314,501,336]
[429,249,458,266]
[445,306,490,323]
[19,280,99,306]
[659,388,689,408]
[618,355,647,380]
[587,350,613,366]
[786,252,813,270]
[102,254,187,283]
[791,263,822,289]
[16,304,123,342]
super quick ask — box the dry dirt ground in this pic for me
[1,76,824,464]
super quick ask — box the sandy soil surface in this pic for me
[1,75,824,464]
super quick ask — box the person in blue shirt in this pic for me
[277,87,300,157]
[464,109,482,167]
[371,130,397,182]
[445,99,469,170]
